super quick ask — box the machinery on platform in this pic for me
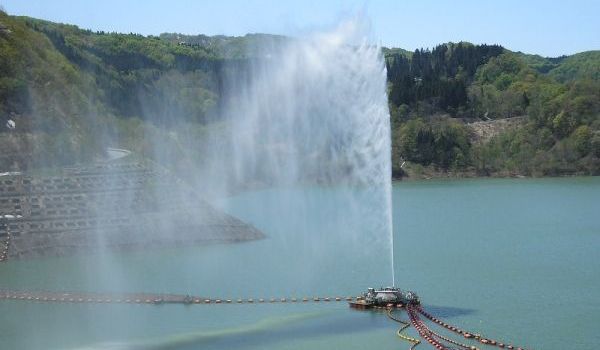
[349,286,419,309]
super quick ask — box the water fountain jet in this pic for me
[220,17,396,288]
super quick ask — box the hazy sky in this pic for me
[2,0,598,57]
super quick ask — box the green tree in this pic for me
[572,125,592,155]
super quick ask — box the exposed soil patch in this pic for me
[467,117,526,143]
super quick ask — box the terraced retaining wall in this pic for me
[0,162,263,259]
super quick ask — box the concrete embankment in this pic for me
[0,162,264,260]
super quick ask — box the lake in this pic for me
[0,177,599,349]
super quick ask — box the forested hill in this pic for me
[0,12,598,177]
[384,44,599,177]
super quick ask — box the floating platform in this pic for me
[349,299,373,309]
[349,300,405,310]
[348,287,419,310]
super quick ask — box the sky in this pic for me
[1,0,598,57]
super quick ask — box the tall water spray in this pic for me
[222,19,395,286]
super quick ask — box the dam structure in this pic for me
[0,161,263,260]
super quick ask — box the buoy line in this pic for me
[0,283,533,350]
[387,308,421,350]
[0,289,361,306]
[407,305,448,350]
[416,306,528,350]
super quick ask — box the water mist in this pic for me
[220,19,395,287]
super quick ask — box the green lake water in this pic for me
[0,177,599,349]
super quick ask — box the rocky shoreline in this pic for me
[393,162,597,181]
